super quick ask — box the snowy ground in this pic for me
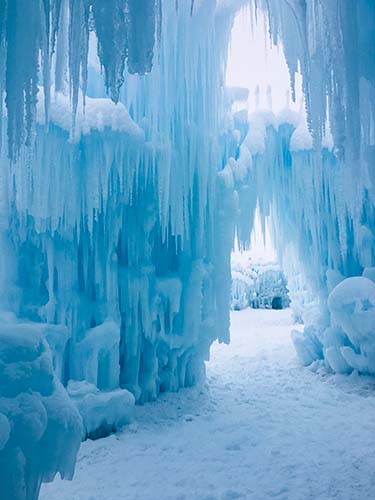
[41,309,375,500]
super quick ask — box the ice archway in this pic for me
[0,1,374,499]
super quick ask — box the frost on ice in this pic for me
[0,0,374,499]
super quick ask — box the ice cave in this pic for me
[0,1,374,499]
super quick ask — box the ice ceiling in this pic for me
[0,1,374,499]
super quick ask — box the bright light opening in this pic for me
[226,8,303,113]
[228,9,302,311]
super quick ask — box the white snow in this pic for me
[36,89,144,141]
[41,309,375,500]
[245,111,276,155]
[276,107,301,128]
[290,121,313,152]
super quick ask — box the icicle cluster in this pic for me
[0,0,160,159]
[0,0,237,398]
[261,0,375,162]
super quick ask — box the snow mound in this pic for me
[37,90,144,141]
[276,107,301,128]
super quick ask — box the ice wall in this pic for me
[0,3,240,498]
[0,1,238,401]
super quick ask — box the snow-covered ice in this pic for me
[41,309,375,500]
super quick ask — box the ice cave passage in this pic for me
[0,1,374,500]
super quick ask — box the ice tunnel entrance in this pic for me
[231,210,292,312]
[227,8,301,316]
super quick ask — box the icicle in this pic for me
[41,0,51,130]
[91,0,128,103]
[55,0,68,93]
[51,0,63,54]
[5,0,41,159]
[68,0,89,135]
[126,0,156,75]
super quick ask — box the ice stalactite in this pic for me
[0,0,160,157]
[91,0,128,102]
[4,0,41,159]
[261,0,375,168]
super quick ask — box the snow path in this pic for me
[41,309,375,500]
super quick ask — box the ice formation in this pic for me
[67,381,135,440]
[0,0,374,498]
[0,317,82,500]
[231,254,290,311]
